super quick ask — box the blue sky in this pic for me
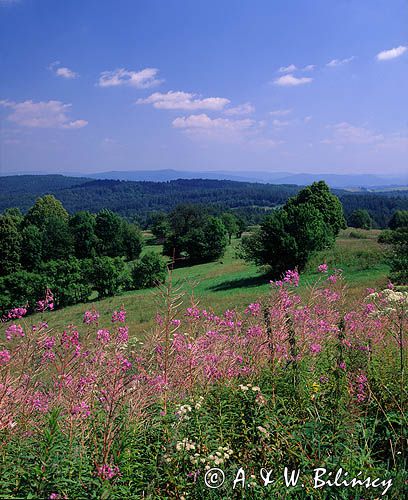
[0,0,407,175]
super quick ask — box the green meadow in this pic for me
[35,228,389,338]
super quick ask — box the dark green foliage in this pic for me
[86,256,128,298]
[41,215,74,261]
[149,211,171,242]
[0,270,46,313]
[69,211,98,259]
[39,258,92,307]
[348,209,372,229]
[241,182,339,274]
[285,180,346,236]
[387,228,408,284]
[241,204,331,274]
[132,252,167,289]
[95,209,124,257]
[25,194,69,229]
[0,215,22,276]
[221,212,239,243]
[163,205,228,264]
[389,210,408,230]
[122,223,143,261]
[20,224,43,269]
[182,216,228,264]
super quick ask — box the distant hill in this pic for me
[82,169,407,189]
[1,174,408,228]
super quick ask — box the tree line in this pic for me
[1,175,407,228]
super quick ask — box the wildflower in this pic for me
[251,386,261,392]
[310,343,322,355]
[245,303,261,316]
[71,401,91,419]
[117,326,129,343]
[96,464,120,480]
[338,361,346,371]
[112,306,126,323]
[37,288,54,312]
[0,349,11,365]
[83,309,100,325]
[6,306,27,320]
[171,319,181,327]
[97,329,111,344]
[5,323,24,341]
[318,263,328,273]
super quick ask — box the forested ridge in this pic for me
[1,174,407,227]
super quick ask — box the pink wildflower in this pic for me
[0,349,11,365]
[83,310,100,325]
[97,329,111,344]
[310,343,322,355]
[117,326,129,343]
[111,306,126,323]
[6,306,27,320]
[96,464,121,480]
[5,324,24,341]
[245,303,261,316]
[71,401,91,419]
[318,263,328,273]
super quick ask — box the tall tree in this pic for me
[95,209,124,257]
[348,209,372,230]
[0,215,22,276]
[20,224,43,270]
[70,211,98,259]
[25,194,69,229]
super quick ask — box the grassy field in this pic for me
[35,228,390,339]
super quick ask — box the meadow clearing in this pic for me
[33,228,390,339]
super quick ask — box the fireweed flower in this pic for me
[0,349,11,365]
[97,329,111,344]
[71,401,91,419]
[83,310,100,325]
[5,324,24,341]
[36,288,54,312]
[111,306,126,323]
[117,326,129,343]
[96,464,120,480]
[6,306,27,320]
[318,263,328,273]
[245,303,261,316]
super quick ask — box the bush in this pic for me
[0,270,46,313]
[86,256,129,298]
[132,252,167,289]
[38,258,92,307]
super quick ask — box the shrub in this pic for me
[132,252,167,289]
[86,256,128,298]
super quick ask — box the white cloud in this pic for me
[304,115,312,123]
[376,45,407,61]
[322,122,383,145]
[278,64,297,73]
[326,56,355,67]
[272,119,290,127]
[224,102,254,115]
[49,61,78,79]
[98,67,162,88]
[137,90,229,110]
[278,64,314,73]
[269,109,292,116]
[274,74,312,86]
[172,113,256,142]
[0,99,88,129]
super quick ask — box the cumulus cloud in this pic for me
[0,99,88,129]
[224,102,254,115]
[322,122,383,145]
[98,67,162,88]
[136,91,229,110]
[278,64,314,73]
[269,109,292,116]
[172,113,256,142]
[273,74,312,86]
[278,64,297,73]
[326,56,355,67]
[376,45,407,61]
[49,61,78,79]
